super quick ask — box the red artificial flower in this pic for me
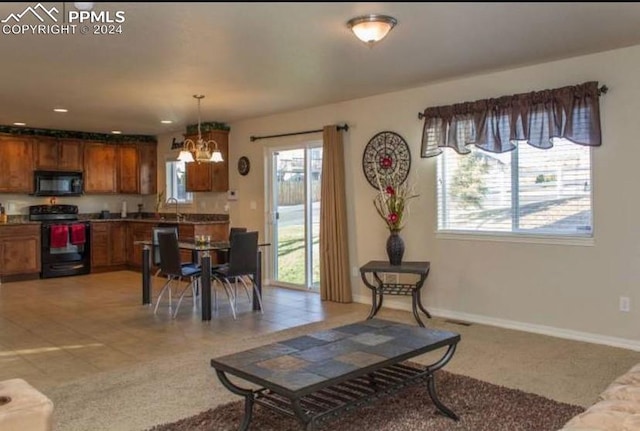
[385,186,395,195]
[387,213,398,224]
[380,156,393,169]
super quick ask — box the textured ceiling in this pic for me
[1,2,640,135]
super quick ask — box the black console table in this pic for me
[360,260,431,327]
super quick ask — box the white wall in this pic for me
[227,44,640,347]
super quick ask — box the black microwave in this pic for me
[33,171,84,196]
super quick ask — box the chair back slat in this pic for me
[228,231,258,276]
[157,231,183,276]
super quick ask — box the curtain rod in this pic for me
[416,84,609,120]
[250,124,349,142]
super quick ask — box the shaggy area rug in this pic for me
[148,368,584,431]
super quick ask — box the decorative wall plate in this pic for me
[362,131,411,189]
[237,156,250,176]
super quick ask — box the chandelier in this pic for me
[177,95,224,163]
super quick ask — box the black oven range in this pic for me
[29,205,91,279]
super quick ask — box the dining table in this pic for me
[136,239,270,321]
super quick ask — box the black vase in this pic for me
[386,230,405,266]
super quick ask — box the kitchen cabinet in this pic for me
[126,221,154,269]
[91,221,126,270]
[84,142,118,193]
[118,143,157,195]
[110,222,127,264]
[185,130,229,192]
[118,145,139,194]
[0,224,40,279]
[35,138,83,171]
[138,143,157,195]
[0,135,34,193]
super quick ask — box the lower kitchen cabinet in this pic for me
[0,225,41,280]
[91,222,127,271]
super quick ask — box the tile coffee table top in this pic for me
[210,319,460,397]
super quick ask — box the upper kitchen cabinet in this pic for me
[118,143,157,195]
[185,130,229,192]
[84,142,118,193]
[0,135,34,193]
[35,138,83,171]
[118,144,139,194]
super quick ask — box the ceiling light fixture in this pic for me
[177,95,224,164]
[73,3,94,11]
[160,120,173,124]
[346,14,397,46]
[13,122,26,126]
[53,108,68,113]
[111,130,122,134]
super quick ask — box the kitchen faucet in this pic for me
[166,197,182,222]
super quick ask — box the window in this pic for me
[165,160,192,203]
[437,139,592,237]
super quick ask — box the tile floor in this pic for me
[0,271,366,390]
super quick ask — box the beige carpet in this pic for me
[47,309,640,431]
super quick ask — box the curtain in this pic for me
[420,81,603,158]
[319,125,352,303]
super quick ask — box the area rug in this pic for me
[148,368,584,431]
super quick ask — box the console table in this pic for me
[360,260,431,327]
[210,319,460,431]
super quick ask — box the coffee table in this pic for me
[210,319,461,430]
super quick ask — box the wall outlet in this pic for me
[351,266,359,277]
[619,296,631,312]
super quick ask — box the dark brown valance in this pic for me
[420,81,604,158]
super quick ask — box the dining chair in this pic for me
[215,227,247,266]
[154,231,202,318]
[211,231,263,319]
[152,226,178,277]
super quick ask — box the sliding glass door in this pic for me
[269,144,322,290]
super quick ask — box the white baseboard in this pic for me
[353,294,640,352]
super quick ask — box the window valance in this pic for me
[420,81,604,158]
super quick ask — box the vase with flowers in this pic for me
[373,171,418,265]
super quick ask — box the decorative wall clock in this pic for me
[362,131,411,189]
[237,156,250,176]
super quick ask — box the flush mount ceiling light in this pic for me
[177,95,224,164]
[73,3,95,11]
[347,14,397,46]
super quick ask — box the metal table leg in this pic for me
[215,370,255,431]
[252,250,262,311]
[142,244,151,305]
[201,252,212,321]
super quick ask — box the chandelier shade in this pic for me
[179,95,224,164]
[347,14,397,45]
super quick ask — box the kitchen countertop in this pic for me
[1,218,228,226]
[89,218,229,225]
